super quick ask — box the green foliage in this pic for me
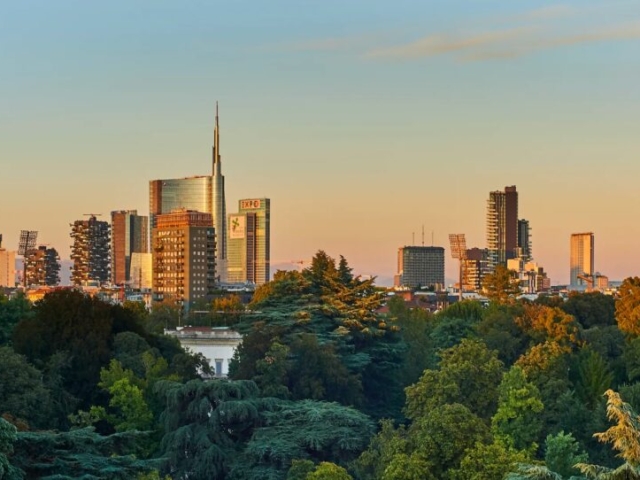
[562,292,615,329]
[476,304,529,365]
[0,346,54,429]
[0,417,20,480]
[404,339,504,420]
[238,399,373,477]
[574,349,613,410]
[492,366,544,451]
[307,462,353,479]
[616,277,640,337]
[544,431,588,479]
[9,426,159,479]
[0,293,31,346]
[451,441,529,480]
[351,419,407,480]
[287,460,315,480]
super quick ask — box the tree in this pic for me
[491,366,544,452]
[307,462,353,479]
[0,417,20,480]
[0,346,53,430]
[544,431,588,479]
[516,304,581,347]
[451,441,528,480]
[616,277,640,336]
[573,349,613,410]
[563,292,615,329]
[404,339,504,420]
[9,426,159,479]
[482,265,521,304]
[0,292,31,346]
[576,389,640,478]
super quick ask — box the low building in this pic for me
[164,326,242,377]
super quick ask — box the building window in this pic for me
[215,359,223,377]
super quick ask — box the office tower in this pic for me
[394,246,445,289]
[212,103,227,281]
[152,209,216,309]
[0,235,16,288]
[462,247,489,292]
[227,198,271,285]
[517,219,532,262]
[70,215,110,286]
[111,210,149,285]
[570,232,595,287]
[25,246,61,287]
[487,185,518,269]
[149,176,212,229]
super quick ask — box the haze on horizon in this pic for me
[1,0,640,286]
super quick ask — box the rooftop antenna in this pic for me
[412,232,415,245]
[432,231,434,246]
[448,233,467,301]
[422,225,425,246]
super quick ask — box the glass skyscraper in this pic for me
[149,176,212,230]
[227,198,270,285]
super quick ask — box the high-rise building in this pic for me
[227,198,271,285]
[25,245,61,287]
[70,215,110,286]
[212,103,227,281]
[130,252,153,290]
[462,247,489,292]
[111,210,149,286]
[570,232,595,287]
[152,209,216,309]
[487,185,518,269]
[517,219,532,262]
[149,176,212,230]
[394,246,445,289]
[0,235,16,288]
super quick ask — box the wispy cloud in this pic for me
[365,27,536,60]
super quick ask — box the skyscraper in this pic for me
[212,103,227,281]
[70,215,110,286]
[487,185,518,269]
[111,210,149,285]
[517,219,532,262]
[394,246,445,289]
[149,176,212,230]
[570,232,594,287]
[25,245,61,287]
[227,198,271,285]
[152,209,216,309]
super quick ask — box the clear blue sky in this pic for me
[1,1,640,285]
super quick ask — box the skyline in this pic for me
[2,1,640,285]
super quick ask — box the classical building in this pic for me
[70,215,110,286]
[570,232,595,287]
[227,198,271,285]
[487,185,518,269]
[25,245,61,287]
[111,210,148,285]
[152,209,216,309]
[394,246,445,289]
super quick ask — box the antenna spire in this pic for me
[213,101,221,174]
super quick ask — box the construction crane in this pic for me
[577,272,605,291]
[83,213,102,218]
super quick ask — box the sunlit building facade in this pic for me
[25,245,61,287]
[152,209,216,309]
[111,210,148,286]
[394,246,445,289]
[227,198,271,285]
[487,185,518,270]
[570,232,595,287]
[0,235,16,288]
[149,176,212,230]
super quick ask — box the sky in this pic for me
[1,0,640,286]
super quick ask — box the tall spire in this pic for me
[213,101,221,175]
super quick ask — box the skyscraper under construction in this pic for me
[486,186,518,270]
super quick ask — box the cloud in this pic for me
[365,20,640,62]
[511,4,575,22]
[365,27,535,59]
